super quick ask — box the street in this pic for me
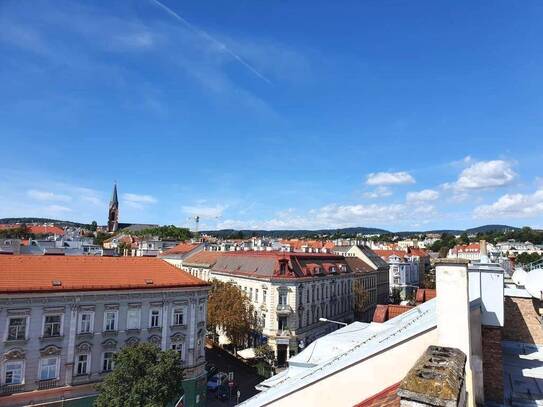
[205,346,265,406]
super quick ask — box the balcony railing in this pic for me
[37,379,60,390]
[276,304,293,315]
[0,383,25,395]
[276,329,291,337]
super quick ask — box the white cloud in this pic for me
[27,189,72,202]
[406,189,439,202]
[182,204,226,218]
[217,199,436,230]
[474,189,543,219]
[449,160,516,190]
[122,193,157,209]
[366,171,415,186]
[363,186,392,199]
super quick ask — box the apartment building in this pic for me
[0,256,210,407]
[373,250,420,299]
[186,252,355,366]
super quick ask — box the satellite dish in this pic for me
[512,267,527,287]
[525,267,543,299]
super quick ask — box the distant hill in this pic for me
[203,227,391,239]
[0,217,90,228]
[465,224,520,234]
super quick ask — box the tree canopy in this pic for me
[207,280,257,347]
[94,342,184,407]
[133,225,192,241]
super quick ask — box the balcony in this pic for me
[0,383,25,395]
[276,329,291,338]
[276,304,293,315]
[37,379,60,390]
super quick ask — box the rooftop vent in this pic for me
[51,280,62,287]
[145,279,154,285]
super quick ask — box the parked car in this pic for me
[207,372,228,391]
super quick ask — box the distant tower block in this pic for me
[107,183,119,233]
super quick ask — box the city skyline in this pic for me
[1,1,542,230]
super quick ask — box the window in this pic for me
[127,308,141,330]
[104,311,117,332]
[173,308,184,326]
[102,352,114,372]
[150,309,161,328]
[198,304,205,321]
[263,290,267,303]
[278,291,287,306]
[197,338,203,357]
[255,289,259,302]
[7,317,27,341]
[43,315,62,337]
[39,357,58,380]
[76,354,89,375]
[278,316,288,331]
[261,313,266,327]
[249,288,253,300]
[78,312,93,334]
[4,361,23,384]
[171,342,183,359]
[305,289,309,303]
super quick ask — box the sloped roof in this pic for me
[244,299,437,406]
[345,257,375,273]
[162,242,200,255]
[183,250,222,267]
[211,252,350,280]
[0,256,208,293]
[354,383,400,407]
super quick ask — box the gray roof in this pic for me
[242,298,437,406]
[357,245,389,269]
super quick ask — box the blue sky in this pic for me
[1,0,542,231]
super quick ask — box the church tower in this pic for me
[107,183,119,233]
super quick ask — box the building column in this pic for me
[65,304,78,385]
[161,301,169,351]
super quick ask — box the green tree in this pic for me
[94,343,184,407]
[90,221,98,232]
[353,279,370,320]
[94,232,110,246]
[207,280,257,348]
[134,225,192,241]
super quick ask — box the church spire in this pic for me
[110,183,118,206]
[107,183,119,233]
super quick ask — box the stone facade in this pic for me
[0,287,208,406]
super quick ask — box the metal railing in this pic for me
[526,258,543,271]
[0,383,25,395]
[37,379,59,390]
[276,304,293,314]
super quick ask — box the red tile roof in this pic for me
[0,224,64,235]
[407,248,429,257]
[372,304,414,322]
[354,383,400,407]
[162,242,200,255]
[415,288,436,303]
[0,256,208,294]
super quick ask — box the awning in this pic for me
[237,347,256,359]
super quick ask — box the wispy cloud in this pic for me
[27,189,72,202]
[406,189,439,203]
[150,0,271,84]
[474,188,543,219]
[123,193,158,209]
[363,186,392,199]
[182,204,226,218]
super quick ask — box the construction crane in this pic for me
[187,215,221,240]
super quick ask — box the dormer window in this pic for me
[279,260,288,275]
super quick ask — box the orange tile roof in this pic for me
[0,224,64,235]
[372,304,414,322]
[373,250,408,261]
[354,383,400,407]
[0,256,208,294]
[162,242,200,255]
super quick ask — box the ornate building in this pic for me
[107,184,119,233]
[0,256,210,407]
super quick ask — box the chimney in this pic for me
[398,345,467,407]
[479,240,487,260]
[435,259,480,406]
